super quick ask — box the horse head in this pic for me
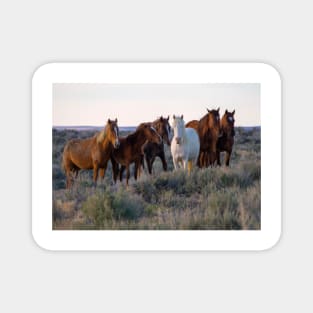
[206,107,221,134]
[222,109,235,136]
[106,118,120,148]
[155,115,171,145]
[172,114,185,145]
[143,124,162,144]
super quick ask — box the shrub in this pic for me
[82,188,146,227]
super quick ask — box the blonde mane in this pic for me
[96,128,107,144]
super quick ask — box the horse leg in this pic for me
[137,159,142,178]
[126,165,130,186]
[93,162,99,187]
[150,156,156,174]
[187,160,192,175]
[119,165,125,182]
[225,150,232,166]
[134,161,139,180]
[197,154,201,168]
[159,150,167,171]
[199,152,204,168]
[99,168,105,180]
[207,152,211,167]
[173,157,178,170]
[201,152,206,167]
[203,152,207,168]
[141,154,145,170]
[66,170,73,189]
[110,157,119,183]
[216,149,221,166]
[73,168,79,179]
[100,161,108,180]
[145,154,152,175]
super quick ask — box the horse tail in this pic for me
[61,142,69,173]
[61,150,66,173]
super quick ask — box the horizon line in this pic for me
[53,124,261,128]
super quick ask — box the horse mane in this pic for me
[136,122,151,130]
[198,113,210,134]
[126,127,145,143]
[96,128,107,144]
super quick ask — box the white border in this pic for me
[32,63,281,251]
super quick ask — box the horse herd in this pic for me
[62,108,235,188]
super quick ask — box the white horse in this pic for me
[171,115,200,174]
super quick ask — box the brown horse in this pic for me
[62,119,120,188]
[111,124,162,185]
[217,109,235,166]
[139,116,171,175]
[186,108,221,167]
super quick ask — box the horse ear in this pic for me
[207,108,211,113]
[167,115,169,120]
[181,115,183,119]
[160,116,163,121]
[107,118,111,123]
[115,118,118,123]
[217,107,220,112]
[232,110,235,115]
[173,114,176,119]
[225,109,228,114]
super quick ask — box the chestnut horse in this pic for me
[111,124,162,185]
[62,119,120,188]
[186,108,221,167]
[139,116,171,175]
[217,110,235,166]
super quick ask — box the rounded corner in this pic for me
[31,229,54,252]
[258,62,282,84]
[32,62,56,84]
[260,229,282,252]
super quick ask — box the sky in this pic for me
[53,83,260,127]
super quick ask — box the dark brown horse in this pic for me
[186,108,221,167]
[62,119,120,188]
[139,116,171,175]
[217,109,235,166]
[111,124,162,185]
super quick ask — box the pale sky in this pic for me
[53,83,260,127]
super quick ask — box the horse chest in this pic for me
[171,142,189,159]
[93,146,110,165]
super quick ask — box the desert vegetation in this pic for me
[52,127,260,230]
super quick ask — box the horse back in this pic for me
[186,120,199,131]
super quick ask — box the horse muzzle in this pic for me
[175,137,182,145]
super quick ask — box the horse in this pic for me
[216,109,235,166]
[138,116,171,175]
[186,108,221,167]
[111,124,162,185]
[171,115,200,175]
[62,119,120,188]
